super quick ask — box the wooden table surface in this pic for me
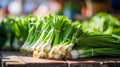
[0,51,120,67]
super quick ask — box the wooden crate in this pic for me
[1,51,120,67]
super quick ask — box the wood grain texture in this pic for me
[66,57,117,67]
[1,51,25,67]
[1,51,120,67]
[1,51,67,67]
[19,56,67,67]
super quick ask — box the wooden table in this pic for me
[0,51,120,67]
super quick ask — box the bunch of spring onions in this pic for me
[0,16,29,50]
[71,34,120,59]
[21,14,83,59]
[71,12,120,59]
[72,48,120,58]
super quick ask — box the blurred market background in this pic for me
[0,0,120,21]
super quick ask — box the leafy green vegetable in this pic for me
[82,12,120,35]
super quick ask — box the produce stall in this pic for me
[0,12,120,67]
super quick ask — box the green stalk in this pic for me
[78,48,120,58]
[76,34,120,49]
[37,29,54,58]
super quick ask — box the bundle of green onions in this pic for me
[0,16,29,50]
[21,14,83,59]
[71,34,120,59]
[71,48,120,58]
